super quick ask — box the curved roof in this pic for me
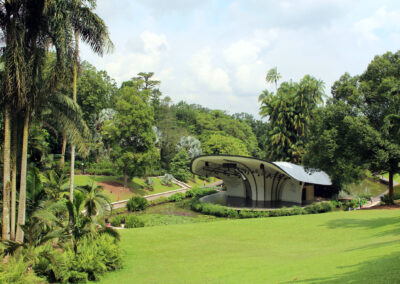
[191,155,332,186]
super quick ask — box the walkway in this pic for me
[362,175,396,208]
[109,178,191,210]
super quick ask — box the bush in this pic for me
[148,197,169,206]
[126,196,148,212]
[190,199,335,219]
[125,215,145,228]
[66,234,122,281]
[358,193,373,200]
[161,174,174,187]
[0,256,44,284]
[110,215,124,227]
[168,192,186,202]
[185,187,217,198]
[144,177,155,191]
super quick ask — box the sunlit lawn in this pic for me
[73,175,180,202]
[100,209,400,283]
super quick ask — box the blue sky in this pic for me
[80,0,400,117]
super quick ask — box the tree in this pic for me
[77,183,111,217]
[305,51,400,199]
[67,0,113,203]
[202,134,249,156]
[170,149,191,182]
[259,75,325,162]
[266,67,282,92]
[108,84,159,187]
[176,136,202,159]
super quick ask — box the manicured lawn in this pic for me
[73,175,180,202]
[100,209,400,283]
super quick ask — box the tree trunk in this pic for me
[69,145,75,201]
[10,124,18,241]
[389,171,394,202]
[59,133,66,169]
[124,165,128,188]
[2,107,11,241]
[107,143,111,158]
[69,29,79,202]
[16,114,29,243]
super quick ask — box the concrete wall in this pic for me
[279,179,303,203]
[225,176,245,198]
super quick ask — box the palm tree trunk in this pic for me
[2,106,11,241]
[107,143,111,158]
[60,133,67,169]
[389,171,394,202]
[10,124,18,241]
[69,29,79,202]
[16,113,29,243]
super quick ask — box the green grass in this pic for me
[73,175,180,202]
[113,202,219,227]
[100,209,400,283]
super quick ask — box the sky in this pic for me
[80,0,400,117]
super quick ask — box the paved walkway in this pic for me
[362,175,395,208]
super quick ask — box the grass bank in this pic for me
[100,209,400,283]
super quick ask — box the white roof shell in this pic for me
[191,155,332,186]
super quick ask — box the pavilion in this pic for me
[191,155,332,208]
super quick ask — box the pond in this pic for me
[344,178,387,197]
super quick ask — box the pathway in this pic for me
[362,175,396,208]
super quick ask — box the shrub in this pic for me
[161,174,174,186]
[0,256,44,284]
[148,197,169,206]
[185,187,217,198]
[144,177,155,191]
[110,215,124,227]
[126,196,148,211]
[168,192,186,202]
[125,215,145,228]
[66,234,122,281]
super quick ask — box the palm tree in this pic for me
[65,192,118,254]
[266,67,282,93]
[66,0,113,202]
[77,182,111,217]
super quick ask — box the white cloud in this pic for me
[189,47,232,93]
[354,6,400,42]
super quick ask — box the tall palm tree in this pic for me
[266,67,282,93]
[66,0,113,202]
[77,182,111,217]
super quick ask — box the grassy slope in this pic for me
[100,210,400,283]
[74,175,180,202]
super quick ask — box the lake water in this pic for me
[345,178,387,197]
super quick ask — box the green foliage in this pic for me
[144,177,155,191]
[126,196,148,212]
[124,216,145,228]
[170,149,192,182]
[202,134,249,156]
[106,83,160,185]
[185,187,217,198]
[66,235,122,282]
[168,192,186,202]
[77,61,117,125]
[161,174,174,186]
[190,199,335,219]
[148,197,169,206]
[110,215,144,228]
[0,256,44,283]
[259,75,325,162]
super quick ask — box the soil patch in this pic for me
[98,181,132,195]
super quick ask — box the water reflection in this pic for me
[200,192,312,209]
[345,178,387,197]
